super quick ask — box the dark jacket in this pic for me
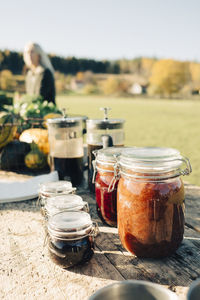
[25,66,56,104]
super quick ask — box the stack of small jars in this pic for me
[38,180,98,269]
[93,146,192,258]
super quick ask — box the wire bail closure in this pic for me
[90,221,99,238]
[92,149,99,184]
[179,156,192,176]
[108,162,120,192]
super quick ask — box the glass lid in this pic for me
[119,147,188,174]
[48,211,92,237]
[95,147,127,163]
[121,147,180,161]
[39,181,75,194]
[45,194,84,211]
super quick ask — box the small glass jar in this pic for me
[38,181,76,208]
[47,211,98,268]
[93,147,125,227]
[44,194,89,219]
[116,147,192,258]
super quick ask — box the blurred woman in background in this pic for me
[23,42,56,103]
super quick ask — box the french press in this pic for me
[47,116,85,186]
[86,107,125,192]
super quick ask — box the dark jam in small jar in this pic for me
[117,147,192,258]
[47,211,97,268]
[94,147,125,227]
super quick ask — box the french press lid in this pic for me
[47,116,83,128]
[86,107,125,130]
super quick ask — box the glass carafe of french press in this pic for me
[86,107,125,192]
[47,116,84,186]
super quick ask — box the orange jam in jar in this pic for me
[94,147,125,227]
[117,147,192,258]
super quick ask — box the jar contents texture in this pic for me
[117,176,185,258]
[95,169,118,227]
[48,236,94,268]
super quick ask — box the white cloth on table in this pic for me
[0,171,58,203]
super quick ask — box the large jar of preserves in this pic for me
[116,147,192,258]
[94,147,125,227]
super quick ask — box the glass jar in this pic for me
[44,194,89,219]
[47,211,98,268]
[93,147,125,227]
[116,147,192,258]
[38,181,76,212]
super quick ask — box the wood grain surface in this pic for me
[0,172,199,300]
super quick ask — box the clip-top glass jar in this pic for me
[47,211,98,268]
[93,147,125,227]
[116,147,192,258]
[44,194,89,219]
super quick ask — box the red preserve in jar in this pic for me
[94,147,125,227]
[117,147,192,258]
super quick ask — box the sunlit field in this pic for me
[56,95,200,186]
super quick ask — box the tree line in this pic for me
[0,50,120,74]
[0,49,155,75]
[1,49,200,97]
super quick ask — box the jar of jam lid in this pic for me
[44,194,89,219]
[116,147,192,258]
[38,181,76,207]
[47,211,98,268]
[93,147,126,227]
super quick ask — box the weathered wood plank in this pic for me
[0,173,199,300]
[95,225,200,284]
[185,183,200,232]
[0,204,123,300]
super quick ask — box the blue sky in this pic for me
[1,0,200,61]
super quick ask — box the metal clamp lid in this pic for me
[117,147,192,179]
[117,154,192,181]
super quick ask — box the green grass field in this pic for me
[56,95,200,186]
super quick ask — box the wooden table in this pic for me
[0,171,200,300]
